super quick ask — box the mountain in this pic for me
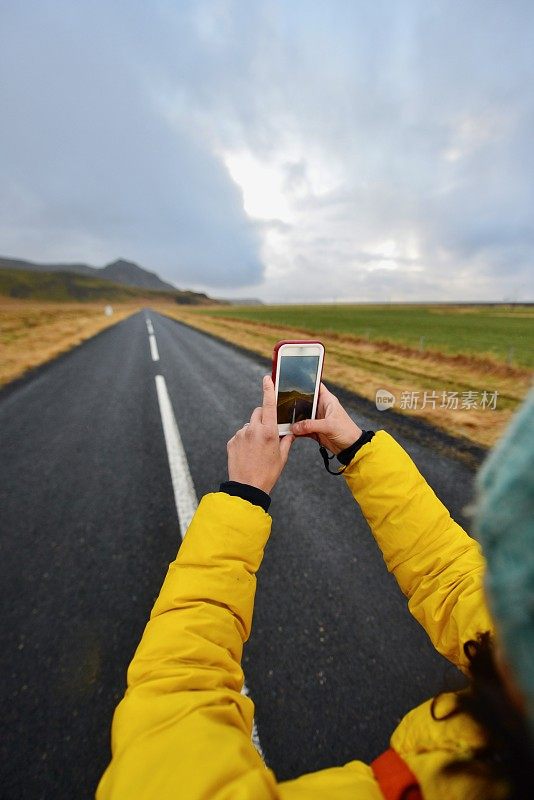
[0,255,96,276]
[0,255,177,293]
[0,266,220,305]
[98,259,176,291]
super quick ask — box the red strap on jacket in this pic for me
[371,747,423,800]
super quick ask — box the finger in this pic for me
[249,406,262,425]
[261,375,278,427]
[291,417,330,436]
[318,382,337,404]
[279,433,295,461]
[317,384,339,417]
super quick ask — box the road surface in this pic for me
[0,310,485,798]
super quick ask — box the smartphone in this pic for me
[271,340,325,436]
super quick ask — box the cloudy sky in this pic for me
[1,1,533,302]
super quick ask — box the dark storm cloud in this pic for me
[0,1,263,288]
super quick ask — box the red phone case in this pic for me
[271,340,325,419]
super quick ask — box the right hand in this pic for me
[291,383,363,455]
[227,375,295,494]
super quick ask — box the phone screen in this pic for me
[277,355,320,424]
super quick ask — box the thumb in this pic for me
[291,418,329,437]
[279,433,295,461]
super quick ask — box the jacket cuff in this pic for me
[337,430,376,465]
[219,480,271,513]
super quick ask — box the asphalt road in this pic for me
[0,310,485,799]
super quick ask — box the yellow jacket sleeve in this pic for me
[343,430,494,672]
[96,492,280,800]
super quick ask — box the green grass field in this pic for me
[192,304,534,368]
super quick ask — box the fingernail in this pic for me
[263,375,269,385]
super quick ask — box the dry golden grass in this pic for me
[0,298,163,386]
[160,306,533,448]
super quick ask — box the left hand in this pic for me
[227,375,295,494]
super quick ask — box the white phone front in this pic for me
[274,342,325,435]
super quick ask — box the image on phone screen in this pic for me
[277,355,320,424]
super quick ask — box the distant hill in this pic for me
[0,255,177,293]
[0,267,220,305]
[216,297,264,305]
[98,259,177,291]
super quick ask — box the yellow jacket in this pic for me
[96,430,494,800]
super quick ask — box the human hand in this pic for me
[290,382,363,455]
[227,375,295,495]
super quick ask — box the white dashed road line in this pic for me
[146,317,158,360]
[154,372,264,759]
[154,374,198,537]
[149,333,160,362]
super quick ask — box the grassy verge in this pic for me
[159,304,533,448]
[1,298,154,386]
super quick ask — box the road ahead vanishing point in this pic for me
[0,310,481,798]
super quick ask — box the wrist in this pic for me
[337,424,363,452]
